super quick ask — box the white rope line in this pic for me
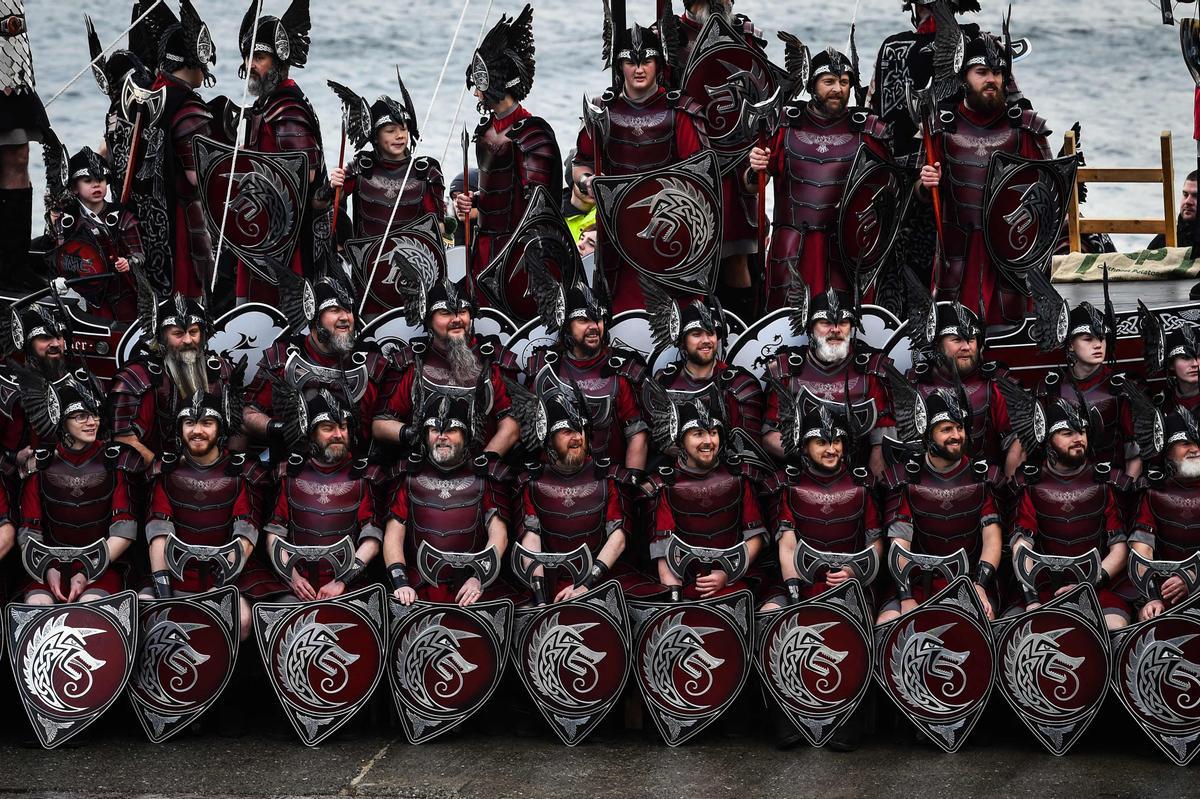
[372,0,479,276]
[440,0,496,166]
[212,0,265,293]
[44,0,166,108]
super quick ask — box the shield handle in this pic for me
[665,534,750,584]
[1128,549,1200,601]
[416,540,501,589]
[794,540,879,586]
[269,535,356,582]
[165,534,247,587]
[21,539,110,584]
[509,542,594,591]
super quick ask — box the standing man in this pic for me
[573,19,706,312]
[918,30,1052,324]
[646,285,764,437]
[236,0,330,301]
[748,42,892,309]
[455,4,561,295]
[0,0,51,290]
[1148,171,1196,249]
[130,0,220,297]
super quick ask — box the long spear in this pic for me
[461,125,472,252]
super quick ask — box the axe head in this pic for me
[794,539,879,586]
[510,542,594,590]
[582,93,610,143]
[1128,549,1200,600]
[22,539,110,584]
[1184,19,1200,86]
[165,534,246,586]
[120,73,167,125]
[888,540,969,589]
[417,540,500,589]
[665,535,750,585]
[270,535,356,582]
[1014,547,1103,593]
[736,86,781,143]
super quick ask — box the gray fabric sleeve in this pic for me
[145,519,175,541]
[109,519,138,541]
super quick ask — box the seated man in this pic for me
[384,390,511,607]
[1009,398,1132,629]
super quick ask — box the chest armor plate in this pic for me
[406,469,486,554]
[779,116,860,231]
[285,465,364,545]
[1145,484,1200,560]
[943,117,1019,232]
[666,470,745,549]
[475,122,518,236]
[907,473,986,560]
[41,453,116,545]
[602,96,678,174]
[1027,474,1108,555]
[528,470,609,553]
[353,159,429,237]
[786,472,868,552]
[162,461,241,544]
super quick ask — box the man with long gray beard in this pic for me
[244,276,389,450]
[1009,398,1133,630]
[235,0,330,302]
[384,391,511,607]
[918,29,1052,324]
[747,43,891,308]
[111,293,237,464]
[1131,409,1200,620]
[373,276,520,458]
[761,289,894,475]
[264,390,381,602]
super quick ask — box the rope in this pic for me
[44,0,166,108]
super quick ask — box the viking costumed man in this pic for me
[327,71,445,241]
[644,281,764,437]
[643,385,768,602]
[1028,276,1138,474]
[747,39,891,309]
[918,29,1052,325]
[45,145,143,320]
[83,15,153,196]
[0,0,52,290]
[1004,387,1133,630]
[373,272,520,457]
[764,403,883,610]
[573,19,706,313]
[906,289,1022,473]
[1129,406,1200,621]
[455,5,562,291]
[111,283,236,463]
[523,264,649,471]
[16,377,143,604]
[761,287,895,475]
[1140,305,1200,416]
[128,0,221,297]
[870,0,983,160]
[142,386,280,638]
[384,390,512,607]
[508,377,657,603]
[877,383,1003,623]
[662,0,767,321]
[243,270,389,450]
[236,0,332,302]
[264,387,381,602]
[0,304,78,472]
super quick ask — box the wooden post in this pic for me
[1064,130,1082,253]
[1161,130,1177,247]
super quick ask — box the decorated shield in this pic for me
[982,152,1079,288]
[628,590,753,746]
[129,586,240,743]
[678,13,780,175]
[6,591,138,749]
[755,580,874,747]
[253,585,385,746]
[53,234,110,283]
[836,146,913,287]
[192,136,310,284]
[1110,589,1200,765]
[511,581,631,745]
[873,576,996,753]
[388,596,514,744]
[344,213,447,321]
[592,150,723,295]
[360,306,517,361]
[478,186,581,323]
[991,584,1110,756]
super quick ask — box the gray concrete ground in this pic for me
[0,694,1191,799]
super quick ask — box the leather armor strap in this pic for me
[152,570,174,599]
[784,578,803,606]
[342,557,367,585]
[584,561,609,589]
[388,564,410,590]
[974,561,996,591]
[1094,569,1111,590]
[531,576,548,606]
[667,585,682,603]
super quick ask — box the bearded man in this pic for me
[0,305,73,472]
[111,292,236,463]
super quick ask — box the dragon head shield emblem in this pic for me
[890,621,972,715]
[21,615,108,715]
[136,610,211,708]
[397,612,483,713]
[277,610,361,710]
[641,612,726,712]
[527,613,607,709]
